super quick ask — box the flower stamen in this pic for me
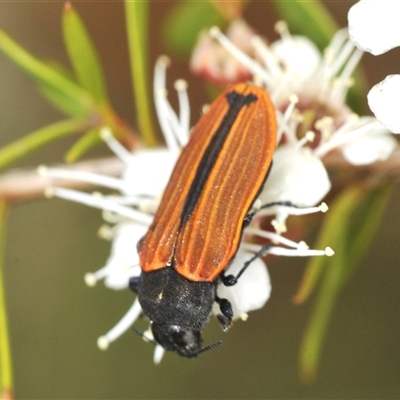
[46,186,152,224]
[245,226,308,248]
[97,298,142,350]
[153,345,166,364]
[174,79,190,146]
[256,202,328,218]
[210,26,272,85]
[100,128,133,164]
[154,56,183,153]
[274,20,290,41]
[243,242,334,258]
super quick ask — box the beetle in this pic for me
[129,83,277,357]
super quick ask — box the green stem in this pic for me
[0,200,13,398]
[0,118,88,172]
[124,0,157,146]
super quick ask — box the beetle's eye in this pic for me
[129,277,140,293]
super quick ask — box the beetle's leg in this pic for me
[129,276,141,293]
[244,200,298,227]
[246,200,298,221]
[216,315,233,332]
[234,202,300,286]
[243,213,253,227]
[215,296,233,320]
[221,245,273,286]
[215,295,233,331]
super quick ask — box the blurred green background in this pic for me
[1,1,400,398]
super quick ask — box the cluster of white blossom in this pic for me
[40,0,398,362]
[348,0,400,133]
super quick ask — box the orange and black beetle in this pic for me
[129,83,277,357]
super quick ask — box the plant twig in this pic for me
[0,157,123,204]
[0,147,399,205]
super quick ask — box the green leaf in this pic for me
[297,184,392,382]
[0,29,94,117]
[292,246,331,306]
[0,200,13,398]
[162,1,224,56]
[299,239,347,383]
[340,184,392,288]
[65,128,101,163]
[296,184,391,303]
[62,3,109,107]
[36,80,91,117]
[298,187,359,382]
[0,118,88,172]
[294,188,361,304]
[124,0,157,146]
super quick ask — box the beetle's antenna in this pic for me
[197,340,223,355]
[131,325,157,346]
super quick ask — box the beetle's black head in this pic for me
[135,268,217,358]
[151,323,202,358]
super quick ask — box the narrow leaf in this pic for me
[0,200,13,399]
[340,184,392,288]
[0,118,88,172]
[298,187,360,382]
[299,245,346,383]
[298,185,391,382]
[294,188,361,304]
[65,129,101,163]
[124,0,157,146]
[0,29,94,117]
[162,1,225,56]
[37,81,92,117]
[62,3,109,106]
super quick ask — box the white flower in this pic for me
[208,20,398,234]
[313,114,397,165]
[348,0,400,56]
[84,222,145,290]
[367,75,400,134]
[209,20,397,213]
[40,56,332,362]
[260,137,331,208]
[210,23,362,114]
[190,19,254,86]
[339,116,398,164]
[348,0,400,133]
[212,249,271,319]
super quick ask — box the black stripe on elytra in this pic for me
[179,89,258,230]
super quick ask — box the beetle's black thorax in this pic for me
[138,268,216,331]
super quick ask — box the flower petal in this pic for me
[212,250,271,319]
[348,0,400,55]
[368,75,400,134]
[341,124,397,165]
[123,149,177,196]
[102,222,147,289]
[260,145,331,207]
[271,35,321,80]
